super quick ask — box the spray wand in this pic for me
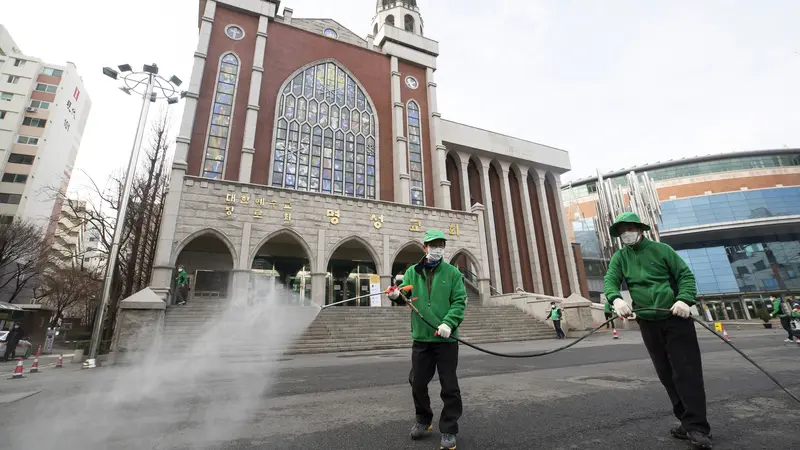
[383,285,799,405]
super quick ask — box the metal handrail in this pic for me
[458,268,502,296]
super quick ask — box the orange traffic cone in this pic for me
[10,358,24,379]
[55,354,63,368]
[30,357,39,373]
[722,329,730,342]
[612,328,620,339]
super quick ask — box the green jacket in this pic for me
[603,238,697,321]
[548,306,562,320]
[399,259,467,343]
[176,270,188,286]
[771,299,786,318]
[603,301,614,314]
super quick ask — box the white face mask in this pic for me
[620,231,641,246]
[426,246,445,262]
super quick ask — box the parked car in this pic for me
[0,331,32,359]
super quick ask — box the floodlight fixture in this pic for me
[169,75,182,86]
[118,64,132,72]
[102,67,118,79]
[167,96,179,105]
[143,63,159,75]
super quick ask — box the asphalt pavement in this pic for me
[0,327,798,450]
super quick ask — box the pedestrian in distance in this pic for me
[546,301,566,339]
[387,228,466,450]
[603,212,713,449]
[603,298,616,329]
[1,322,25,362]
[175,264,189,306]
[770,294,793,343]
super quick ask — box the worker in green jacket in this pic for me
[175,264,189,306]
[387,229,466,450]
[603,212,712,449]
[546,301,566,339]
[769,295,793,342]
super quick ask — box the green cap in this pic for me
[609,211,651,238]
[423,228,447,244]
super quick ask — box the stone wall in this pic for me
[172,176,486,280]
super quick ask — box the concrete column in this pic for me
[533,169,563,297]
[238,15,268,183]
[471,203,492,304]
[391,56,410,204]
[498,161,523,291]
[518,166,545,294]
[310,273,326,307]
[426,68,450,209]
[478,157,501,292]
[551,174,581,295]
[380,275,392,307]
[457,151,471,210]
[149,0,216,302]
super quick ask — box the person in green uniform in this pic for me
[175,265,189,306]
[769,295,793,342]
[387,229,466,450]
[546,301,566,339]
[603,212,713,449]
[603,298,615,329]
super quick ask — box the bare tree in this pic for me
[34,262,102,327]
[0,220,52,303]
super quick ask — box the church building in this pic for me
[147,0,580,309]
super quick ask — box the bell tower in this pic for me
[371,0,424,37]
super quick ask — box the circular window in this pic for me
[405,76,419,89]
[225,25,245,41]
[323,28,338,39]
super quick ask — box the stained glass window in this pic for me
[272,62,377,199]
[202,53,239,179]
[407,101,424,205]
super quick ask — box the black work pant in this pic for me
[779,316,792,339]
[553,320,566,339]
[639,316,710,435]
[409,341,462,434]
[604,312,615,329]
[2,341,18,361]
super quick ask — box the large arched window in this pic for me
[202,53,239,180]
[385,15,395,26]
[272,61,378,199]
[407,101,424,205]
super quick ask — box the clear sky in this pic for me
[3,0,799,194]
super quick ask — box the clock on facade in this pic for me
[225,25,244,40]
[323,28,338,39]
[405,76,418,89]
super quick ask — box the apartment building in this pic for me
[0,24,92,237]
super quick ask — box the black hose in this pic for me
[411,306,800,404]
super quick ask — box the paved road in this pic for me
[0,328,798,450]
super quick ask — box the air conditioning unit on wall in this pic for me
[26,107,37,113]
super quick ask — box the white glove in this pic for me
[437,324,452,339]
[670,300,691,318]
[387,288,400,300]
[613,299,633,317]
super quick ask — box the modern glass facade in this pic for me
[562,152,800,199]
[659,187,800,230]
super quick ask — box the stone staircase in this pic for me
[160,295,554,357]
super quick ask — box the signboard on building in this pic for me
[369,274,381,307]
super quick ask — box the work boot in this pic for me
[440,433,457,449]
[409,423,431,440]
[687,431,713,449]
[670,426,688,440]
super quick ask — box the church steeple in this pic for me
[372,0,424,37]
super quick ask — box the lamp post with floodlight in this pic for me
[85,64,184,368]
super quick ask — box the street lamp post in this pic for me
[85,64,183,368]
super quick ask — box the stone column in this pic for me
[310,273,327,307]
[498,162,523,290]
[551,174,581,294]
[533,169,563,297]
[149,0,216,302]
[110,289,167,364]
[238,15,269,183]
[426,68,451,209]
[518,166,545,293]
[391,56,410,204]
[457,151,472,211]
[478,157,502,292]
[472,203,492,304]
[380,275,393,307]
